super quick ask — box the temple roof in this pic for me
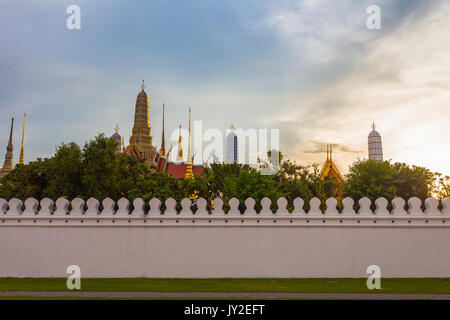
[319,144,343,184]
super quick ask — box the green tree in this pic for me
[44,142,82,199]
[343,159,436,202]
[0,158,51,200]
[393,163,434,200]
[80,134,127,200]
[343,160,397,201]
[433,174,450,200]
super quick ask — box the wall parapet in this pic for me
[0,196,448,227]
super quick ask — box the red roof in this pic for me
[156,156,204,178]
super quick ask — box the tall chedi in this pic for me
[19,113,26,165]
[128,80,157,162]
[176,125,183,161]
[160,103,166,156]
[1,118,14,176]
[368,122,383,161]
[185,107,193,179]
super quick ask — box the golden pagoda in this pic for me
[128,80,157,163]
[319,144,343,184]
[185,107,193,179]
[19,113,26,165]
[160,103,166,156]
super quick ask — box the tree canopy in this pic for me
[0,135,448,207]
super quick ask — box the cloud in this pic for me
[1,0,449,178]
[267,0,450,175]
[302,140,365,154]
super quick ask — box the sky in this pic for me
[0,0,449,176]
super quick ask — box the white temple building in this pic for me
[111,124,125,154]
[368,122,383,161]
[225,124,238,164]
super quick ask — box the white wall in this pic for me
[0,195,449,278]
[0,225,449,278]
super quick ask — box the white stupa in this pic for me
[368,122,383,161]
[111,124,125,154]
[225,124,238,164]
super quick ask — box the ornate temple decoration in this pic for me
[368,122,383,161]
[176,125,183,161]
[19,113,26,165]
[111,124,125,154]
[1,118,14,176]
[319,144,343,184]
[185,107,193,179]
[127,80,157,163]
[160,103,166,156]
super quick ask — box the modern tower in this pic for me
[368,122,383,161]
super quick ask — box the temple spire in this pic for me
[19,113,26,165]
[187,107,191,160]
[185,107,193,178]
[128,79,157,162]
[176,125,183,161]
[160,103,166,156]
[1,117,14,176]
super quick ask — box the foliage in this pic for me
[343,159,443,201]
[0,136,448,206]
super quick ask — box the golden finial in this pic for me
[115,124,119,133]
[187,107,191,160]
[141,79,145,91]
[177,125,183,161]
[372,121,376,130]
[19,113,26,165]
[160,103,166,156]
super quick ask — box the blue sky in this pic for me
[1,0,449,175]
